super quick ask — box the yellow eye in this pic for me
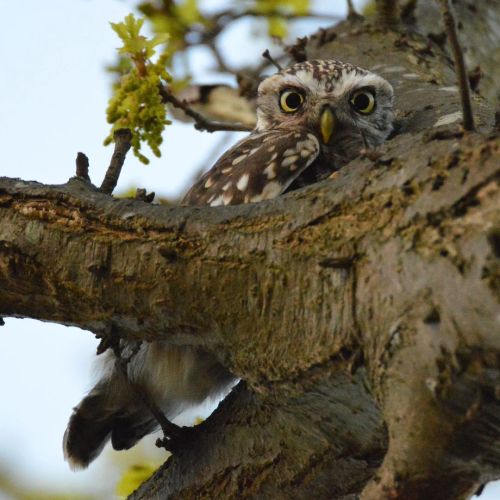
[280,90,304,113]
[350,90,376,114]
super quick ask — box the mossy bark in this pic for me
[1,8,499,500]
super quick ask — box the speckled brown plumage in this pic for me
[181,59,394,207]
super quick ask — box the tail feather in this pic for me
[63,390,113,470]
[64,385,156,468]
[63,344,236,469]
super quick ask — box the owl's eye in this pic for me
[350,90,376,114]
[280,90,304,113]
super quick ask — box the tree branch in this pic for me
[2,14,500,499]
[160,85,253,132]
[439,0,475,131]
[100,128,132,194]
[75,152,90,181]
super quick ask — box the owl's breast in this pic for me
[285,147,340,193]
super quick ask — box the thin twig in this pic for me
[100,129,133,194]
[135,188,155,203]
[375,0,400,28]
[262,49,283,71]
[75,152,90,181]
[159,85,253,133]
[439,0,475,131]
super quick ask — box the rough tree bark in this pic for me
[1,6,499,500]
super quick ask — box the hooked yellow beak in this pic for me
[320,107,336,145]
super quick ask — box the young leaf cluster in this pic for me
[104,14,172,164]
[138,0,204,63]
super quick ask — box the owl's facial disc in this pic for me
[320,106,336,144]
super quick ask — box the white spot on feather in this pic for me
[204,177,214,188]
[210,194,224,207]
[232,154,248,165]
[263,163,277,179]
[282,155,299,167]
[261,181,283,199]
[236,173,249,191]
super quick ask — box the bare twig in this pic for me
[375,0,400,28]
[439,0,475,131]
[100,129,133,195]
[75,152,90,181]
[159,85,253,133]
[262,49,283,71]
[135,188,155,203]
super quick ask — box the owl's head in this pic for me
[256,59,394,159]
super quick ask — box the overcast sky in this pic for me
[0,0,498,498]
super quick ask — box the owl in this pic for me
[182,59,394,205]
[63,59,394,469]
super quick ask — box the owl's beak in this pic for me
[320,107,336,145]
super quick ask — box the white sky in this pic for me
[0,0,498,498]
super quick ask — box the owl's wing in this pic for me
[181,128,320,206]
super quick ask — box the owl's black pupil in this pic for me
[354,93,370,110]
[285,92,301,109]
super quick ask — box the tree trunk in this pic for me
[1,8,499,500]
